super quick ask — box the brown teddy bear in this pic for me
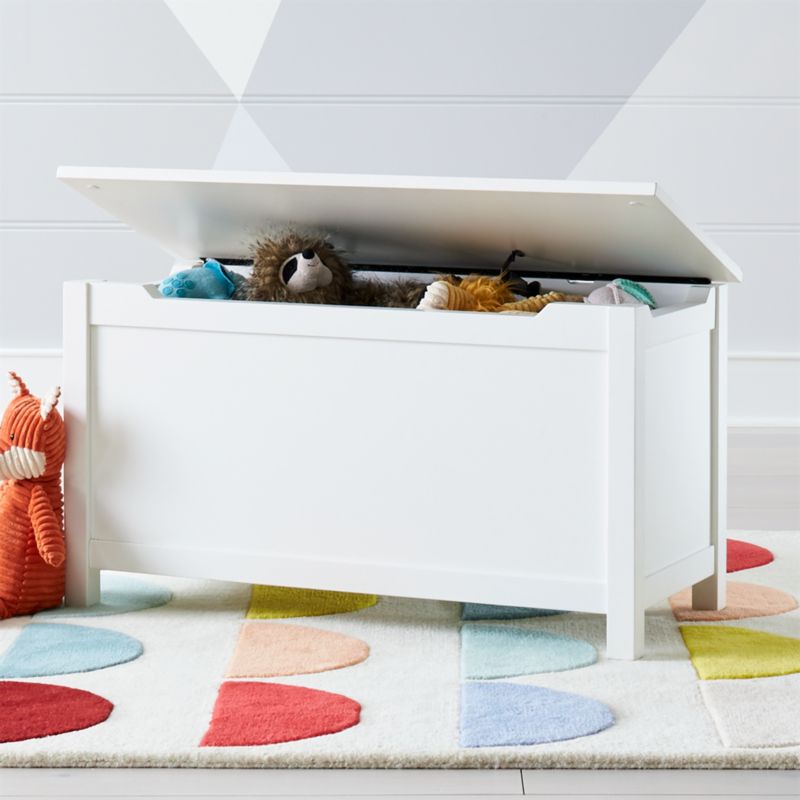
[245,232,427,309]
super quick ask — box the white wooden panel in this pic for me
[644,547,715,608]
[0,230,172,348]
[605,308,643,659]
[57,168,741,283]
[0,0,229,95]
[89,541,608,613]
[88,282,610,352]
[90,325,609,586]
[62,281,100,606]
[0,105,235,222]
[570,106,800,224]
[642,333,711,576]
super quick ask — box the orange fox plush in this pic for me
[0,372,66,618]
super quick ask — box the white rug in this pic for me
[0,531,797,768]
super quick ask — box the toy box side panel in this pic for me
[640,321,713,591]
[86,318,610,609]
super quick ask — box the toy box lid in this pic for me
[57,167,741,283]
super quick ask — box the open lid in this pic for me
[57,167,741,283]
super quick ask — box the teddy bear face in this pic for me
[246,233,352,305]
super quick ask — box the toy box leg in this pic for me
[66,563,100,608]
[692,285,728,612]
[63,280,100,608]
[606,607,644,660]
[606,311,645,660]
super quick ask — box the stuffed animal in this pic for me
[159,259,247,300]
[417,275,584,313]
[0,372,66,618]
[245,232,427,308]
[584,278,656,308]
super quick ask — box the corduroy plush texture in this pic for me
[0,373,66,619]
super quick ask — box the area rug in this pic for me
[0,531,797,768]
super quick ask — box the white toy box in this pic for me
[58,168,741,659]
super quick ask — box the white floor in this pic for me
[2,429,798,798]
[0,767,798,798]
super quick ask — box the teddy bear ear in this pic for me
[8,371,30,397]
[40,387,61,420]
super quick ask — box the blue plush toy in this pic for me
[159,260,245,300]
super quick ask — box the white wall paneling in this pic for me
[713,231,800,354]
[3,104,798,225]
[0,105,236,222]
[569,106,799,225]
[729,354,800,428]
[0,230,173,347]
[0,0,230,96]
[0,0,798,426]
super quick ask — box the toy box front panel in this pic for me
[87,316,609,590]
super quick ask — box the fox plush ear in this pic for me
[8,371,30,397]
[40,387,61,420]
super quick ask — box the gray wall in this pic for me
[1,0,798,423]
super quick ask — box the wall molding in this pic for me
[2,348,797,428]
[2,94,799,107]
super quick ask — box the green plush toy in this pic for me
[584,278,656,308]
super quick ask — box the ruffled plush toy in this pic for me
[159,259,247,300]
[584,278,656,308]
[417,275,584,314]
[0,372,66,618]
[245,232,427,308]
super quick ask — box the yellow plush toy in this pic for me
[417,275,584,314]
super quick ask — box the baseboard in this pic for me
[2,348,799,428]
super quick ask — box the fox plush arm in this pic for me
[28,485,65,568]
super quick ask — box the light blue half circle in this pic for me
[0,623,143,678]
[461,603,565,621]
[461,623,597,679]
[460,681,614,748]
[37,573,172,618]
